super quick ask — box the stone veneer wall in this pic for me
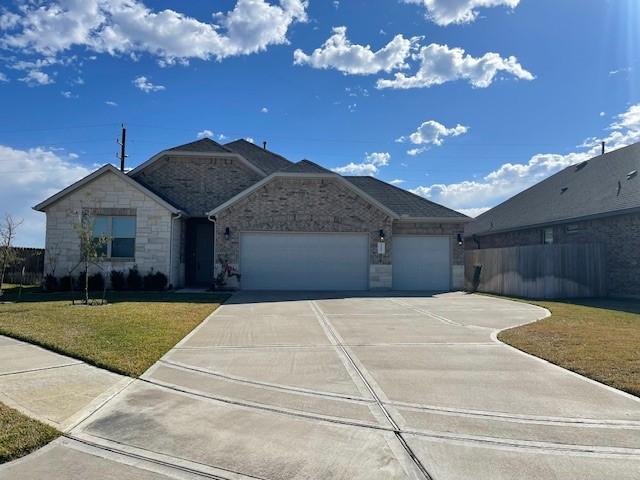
[214,176,394,289]
[43,171,180,287]
[467,212,640,297]
[131,155,263,216]
[392,221,467,290]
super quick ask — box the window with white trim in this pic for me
[542,227,554,245]
[93,216,136,258]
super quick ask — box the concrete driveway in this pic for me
[3,292,640,479]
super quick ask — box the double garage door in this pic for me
[239,232,450,291]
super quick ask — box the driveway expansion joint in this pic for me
[309,300,435,480]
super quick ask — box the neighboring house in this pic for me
[465,142,640,297]
[35,138,469,291]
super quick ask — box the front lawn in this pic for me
[498,298,640,397]
[0,287,228,377]
[0,403,60,463]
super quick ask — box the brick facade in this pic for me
[214,176,468,290]
[131,155,263,216]
[43,171,182,287]
[214,176,393,288]
[467,212,640,297]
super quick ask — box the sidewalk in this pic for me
[0,335,131,432]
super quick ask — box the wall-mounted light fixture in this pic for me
[224,227,231,240]
[457,233,464,246]
[379,229,385,241]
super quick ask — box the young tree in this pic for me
[73,210,108,305]
[0,214,23,295]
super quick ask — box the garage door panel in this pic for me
[392,235,450,291]
[240,233,369,291]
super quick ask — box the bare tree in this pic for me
[72,210,108,305]
[0,214,23,295]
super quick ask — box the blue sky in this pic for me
[1,0,639,246]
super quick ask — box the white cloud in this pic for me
[245,137,255,143]
[398,120,468,149]
[407,147,427,156]
[409,103,640,214]
[105,100,118,106]
[133,75,165,92]
[0,0,308,65]
[261,107,269,113]
[610,104,640,130]
[197,129,214,139]
[377,43,534,89]
[19,70,53,86]
[294,26,419,75]
[61,90,74,98]
[402,0,520,26]
[0,72,7,82]
[600,111,605,117]
[389,179,405,185]
[333,151,390,176]
[0,145,91,247]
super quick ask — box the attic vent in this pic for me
[575,161,588,171]
[628,170,638,180]
[560,186,568,194]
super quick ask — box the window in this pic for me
[92,216,136,258]
[542,227,554,244]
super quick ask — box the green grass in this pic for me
[0,403,60,464]
[0,285,229,377]
[498,297,640,397]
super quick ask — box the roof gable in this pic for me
[208,171,399,219]
[467,142,640,236]
[33,164,183,214]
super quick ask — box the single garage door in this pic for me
[240,232,369,291]
[392,235,451,291]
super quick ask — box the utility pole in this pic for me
[117,124,127,172]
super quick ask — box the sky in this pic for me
[0,0,639,247]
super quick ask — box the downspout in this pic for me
[169,213,182,289]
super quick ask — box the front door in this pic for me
[186,219,214,286]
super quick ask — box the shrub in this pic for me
[88,272,105,292]
[126,266,143,291]
[43,274,58,292]
[59,275,73,291]
[143,270,168,291]
[110,270,126,291]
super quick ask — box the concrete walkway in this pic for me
[2,292,640,479]
[0,336,131,432]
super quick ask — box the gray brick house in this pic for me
[35,138,469,291]
[465,142,640,297]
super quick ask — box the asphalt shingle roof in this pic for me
[466,142,640,237]
[345,176,469,219]
[168,138,232,153]
[224,139,293,174]
[281,159,334,174]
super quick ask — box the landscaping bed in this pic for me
[498,297,640,397]
[0,403,59,464]
[0,286,229,377]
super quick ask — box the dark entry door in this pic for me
[186,219,214,286]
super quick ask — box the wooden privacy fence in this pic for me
[1,247,45,285]
[465,243,607,299]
